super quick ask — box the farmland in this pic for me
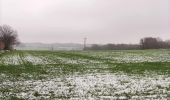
[1,50,170,99]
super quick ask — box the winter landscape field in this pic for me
[0,50,170,100]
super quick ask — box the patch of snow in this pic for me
[1,73,170,99]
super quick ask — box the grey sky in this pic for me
[0,0,170,44]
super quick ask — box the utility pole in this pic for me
[83,37,87,50]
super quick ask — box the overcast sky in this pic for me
[0,0,170,44]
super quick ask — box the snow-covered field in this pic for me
[1,73,170,99]
[0,50,170,99]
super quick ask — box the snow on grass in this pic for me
[32,53,102,65]
[82,51,170,63]
[113,54,170,63]
[0,73,170,99]
[0,54,20,65]
[1,50,170,99]
[56,57,101,64]
[23,54,48,65]
[0,53,48,65]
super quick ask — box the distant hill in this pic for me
[15,43,87,50]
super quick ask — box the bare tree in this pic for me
[0,25,20,50]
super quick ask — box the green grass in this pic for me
[0,50,170,80]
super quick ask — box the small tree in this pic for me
[0,25,20,50]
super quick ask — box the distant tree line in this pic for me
[85,44,140,50]
[140,37,170,49]
[85,37,170,50]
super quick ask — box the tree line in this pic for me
[85,37,170,50]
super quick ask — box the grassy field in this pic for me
[1,50,170,99]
